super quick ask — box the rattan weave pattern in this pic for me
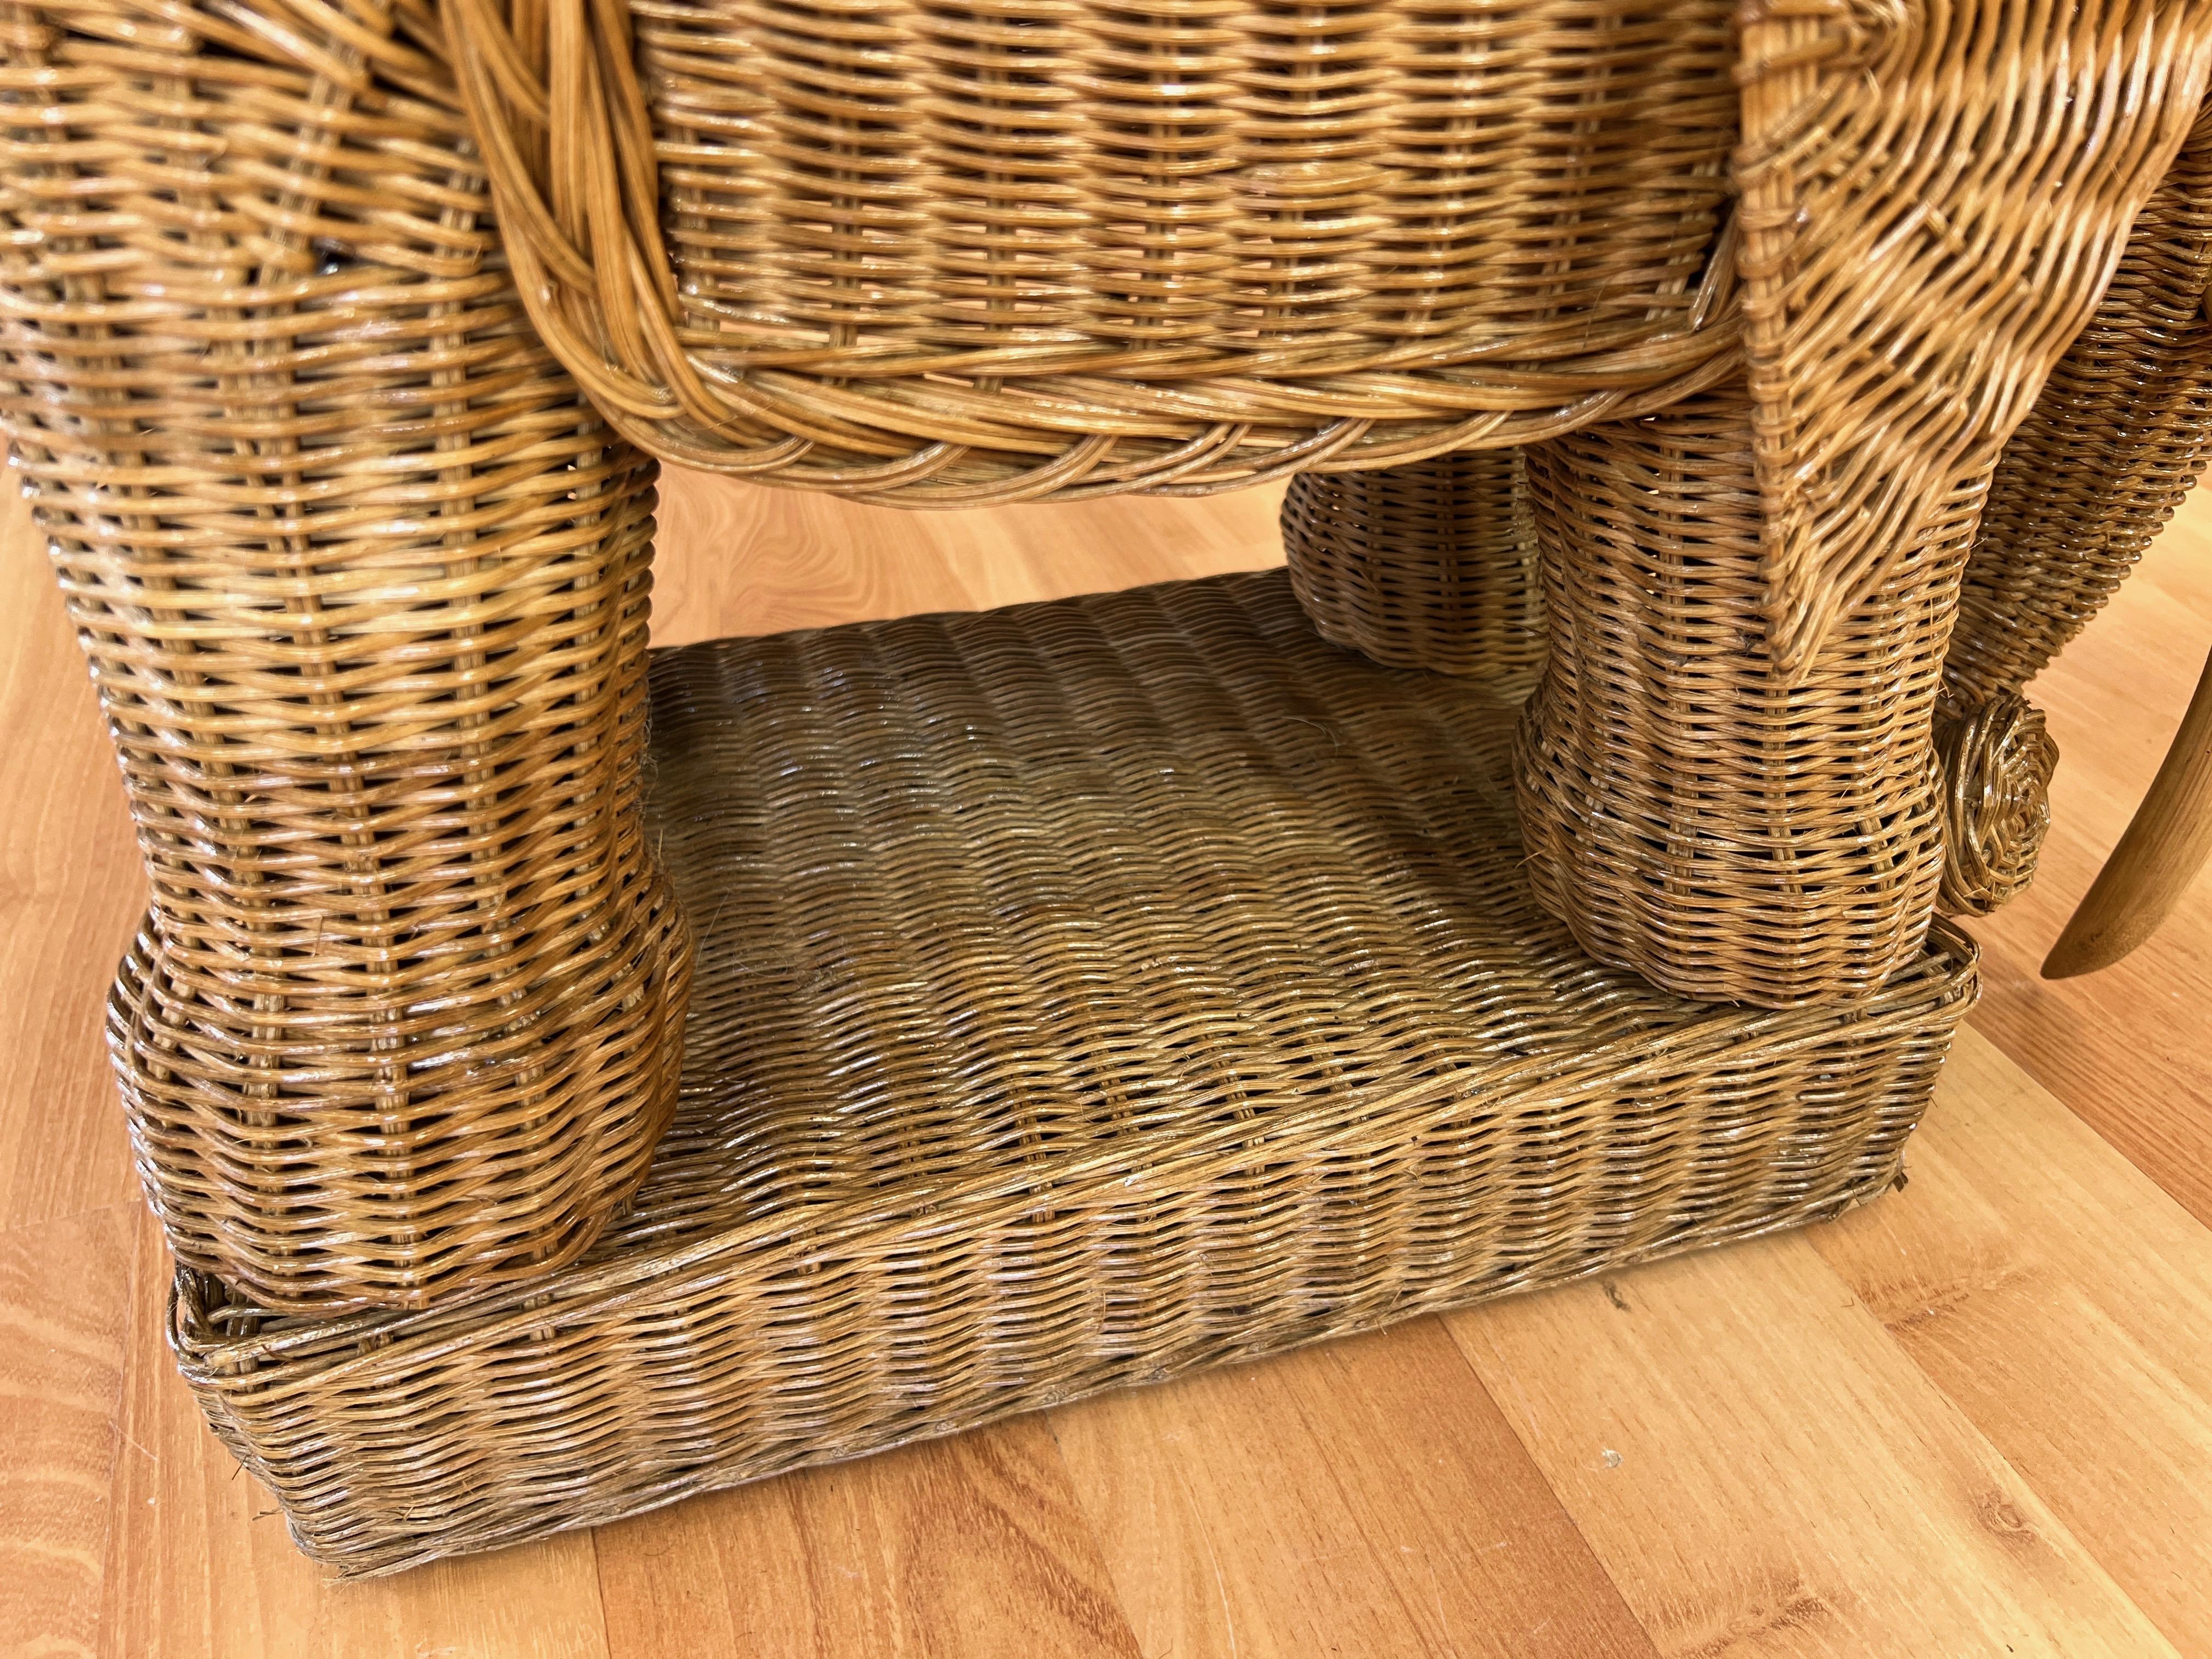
[1928,100,2212,916]
[1734,0,2212,675]
[173,570,1978,1577]
[0,1,693,1311]
[1514,388,1978,1008]
[439,0,1745,501]
[1280,452,1543,688]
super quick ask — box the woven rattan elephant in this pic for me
[0,0,2205,1300]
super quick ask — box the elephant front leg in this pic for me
[1512,386,1977,1008]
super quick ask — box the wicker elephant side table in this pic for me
[3,0,2209,1575]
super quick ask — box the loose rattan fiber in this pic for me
[0,0,692,1311]
[173,570,1978,1578]
[1929,101,2212,917]
[1281,452,1544,691]
[1514,388,1979,1008]
[435,0,1745,502]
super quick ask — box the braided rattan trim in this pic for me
[1515,387,1976,1008]
[0,0,693,1310]
[436,0,1745,501]
[1281,452,1544,690]
[1735,0,2212,675]
[170,570,1978,1577]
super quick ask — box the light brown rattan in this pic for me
[171,569,1980,1578]
[1734,0,2212,675]
[0,0,692,1311]
[1929,102,2212,917]
[431,0,1747,503]
[1513,387,1979,1008]
[1280,452,1543,689]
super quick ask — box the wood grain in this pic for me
[1812,1029,2212,1654]
[0,486,142,1232]
[595,1418,1142,1659]
[0,1205,131,1659]
[1446,1231,2175,1657]
[1,464,2209,1656]
[1052,1319,1658,1659]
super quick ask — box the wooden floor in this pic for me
[6,469,2212,1658]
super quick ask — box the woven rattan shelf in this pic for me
[174,569,1979,1577]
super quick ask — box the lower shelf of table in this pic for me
[169,569,1979,1577]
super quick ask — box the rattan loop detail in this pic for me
[1931,693,2058,918]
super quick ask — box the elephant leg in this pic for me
[1936,99,2212,919]
[1513,386,1980,1008]
[0,0,690,1311]
[1281,452,1545,694]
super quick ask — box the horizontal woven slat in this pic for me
[439,0,1745,499]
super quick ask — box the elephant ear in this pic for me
[1735,0,2212,679]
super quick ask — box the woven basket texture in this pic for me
[1929,102,2212,917]
[0,0,692,1311]
[1734,0,2212,675]
[1281,451,1544,691]
[1514,387,1980,1008]
[173,569,1979,1577]
[439,0,1747,500]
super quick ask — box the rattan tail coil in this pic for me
[433,0,1745,503]
[1513,387,1976,1008]
[0,0,692,1311]
[1928,99,2212,916]
[1280,453,1543,690]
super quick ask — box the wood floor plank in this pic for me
[0,490,142,1232]
[0,1206,132,1659]
[1052,1319,1660,1659]
[1964,491,2212,1223]
[650,472,1284,647]
[97,1213,614,1659]
[592,1415,1143,1659]
[1445,1228,2178,1657]
[1810,1028,2212,1654]
[9,467,2212,1654]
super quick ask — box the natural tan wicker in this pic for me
[172,569,1980,1578]
[432,0,1748,501]
[1280,453,1543,689]
[1929,101,2212,916]
[0,0,692,1311]
[1513,387,1978,1008]
[1734,0,2212,676]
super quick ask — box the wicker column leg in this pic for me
[1280,453,1545,691]
[1932,102,2212,917]
[1513,387,1981,1008]
[0,4,691,1311]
